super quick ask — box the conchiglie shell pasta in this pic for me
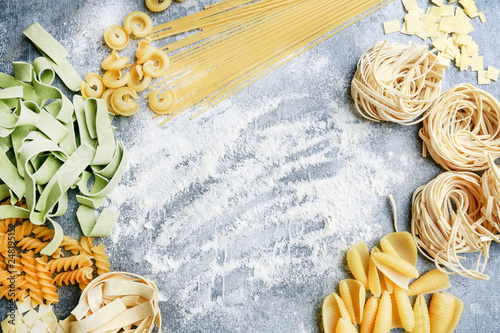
[368,250,387,297]
[339,279,365,325]
[371,252,414,290]
[360,297,379,333]
[407,269,451,296]
[389,292,402,329]
[428,293,456,333]
[442,292,464,333]
[372,252,419,279]
[323,293,351,333]
[394,286,415,331]
[373,291,392,333]
[336,318,358,333]
[383,275,394,294]
[347,241,370,289]
[411,294,430,333]
[380,232,417,266]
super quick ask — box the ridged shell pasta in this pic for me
[372,252,419,279]
[371,251,414,290]
[389,292,402,329]
[442,292,464,333]
[380,231,417,266]
[394,286,415,331]
[335,318,358,333]
[411,294,430,333]
[347,241,370,289]
[428,293,456,333]
[407,269,451,296]
[339,279,365,325]
[373,291,392,333]
[360,297,379,333]
[322,293,351,333]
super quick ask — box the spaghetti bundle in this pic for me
[411,171,499,280]
[351,41,446,125]
[482,155,500,233]
[420,83,500,171]
[143,0,394,124]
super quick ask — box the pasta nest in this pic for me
[420,83,500,171]
[351,41,446,125]
[411,171,498,280]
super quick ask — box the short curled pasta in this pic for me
[17,237,61,258]
[91,243,111,276]
[111,87,140,116]
[136,39,153,59]
[123,11,153,38]
[149,89,177,115]
[53,266,93,287]
[101,88,118,115]
[411,171,496,280]
[14,220,33,242]
[80,73,105,99]
[102,69,130,88]
[351,41,446,125]
[32,225,55,241]
[80,236,95,256]
[46,254,93,273]
[420,84,500,171]
[138,48,170,77]
[60,235,83,254]
[128,65,152,92]
[102,50,130,71]
[36,256,59,305]
[145,0,172,12]
[21,251,43,305]
[103,25,130,50]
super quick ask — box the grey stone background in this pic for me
[1,0,500,332]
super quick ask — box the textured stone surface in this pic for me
[1,1,500,332]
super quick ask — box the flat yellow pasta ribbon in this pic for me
[103,25,130,50]
[123,11,153,38]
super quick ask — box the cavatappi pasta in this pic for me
[351,41,446,125]
[322,232,464,333]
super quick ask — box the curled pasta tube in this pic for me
[101,88,118,115]
[123,11,153,38]
[111,87,139,116]
[80,73,105,99]
[136,38,153,59]
[103,69,130,88]
[145,0,172,12]
[128,65,152,92]
[139,49,170,77]
[103,25,130,50]
[149,89,177,115]
[102,50,129,71]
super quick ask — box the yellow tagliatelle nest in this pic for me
[123,11,153,38]
[351,41,446,125]
[420,83,500,171]
[71,272,162,333]
[411,171,498,280]
[103,25,130,50]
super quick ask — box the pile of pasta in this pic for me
[323,231,463,333]
[411,165,500,280]
[81,11,173,116]
[145,0,183,13]
[1,297,76,333]
[0,199,111,306]
[70,272,162,333]
[351,41,447,125]
[419,83,500,171]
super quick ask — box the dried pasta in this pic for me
[102,69,130,88]
[346,241,370,289]
[128,65,152,92]
[80,236,95,256]
[103,25,130,50]
[91,243,111,276]
[379,231,417,266]
[407,269,451,296]
[145,0,172,12]
[335,318,357,333]
[149,89,177,115]
[351,41,446,125]
[123,11,153,38]
[360,297,379,333]
[428,292,456,333]
[420,84,500,171]
[35,256,59,305]
[481,154,500,232]
[80,73,105,99]
[111,87,140,116]
[21,251,43,306]
[338,279,365,325]
[322,293,350,333]
[138,48,170,77]
[46,254,93,273]
[373,291,392,333]
[394,286,415,331]
[411,294,430,333]
[411,171,497,280]
[102,50,129,71]
[53,266,94,287]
